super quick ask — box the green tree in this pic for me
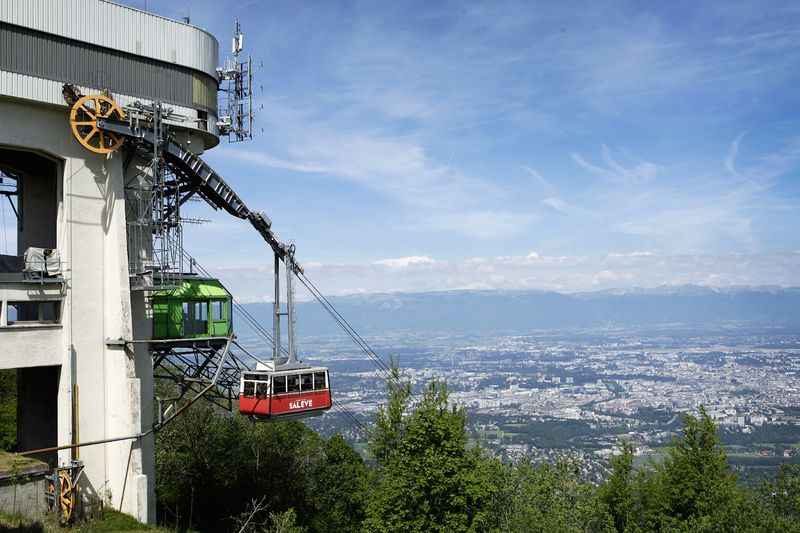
[364,380,502,533]
[306,434,369,533]
[156,404,324,532]
[507,459,613,533]
[597,441,635,533]
[0,369,16,451]
[757,464,800,532]
[369,364,411,466]
[656,407,738,528]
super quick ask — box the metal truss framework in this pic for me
[149,337,267,419]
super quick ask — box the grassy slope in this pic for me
[0,510,176,533]
[0,451,46,476]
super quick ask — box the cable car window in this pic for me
[301,373,313,390]
[314,372,326,390]
[287,374,300,393]
[273,376,287,394]
[256,382,269,398]
[211,300,224,321]
[243,381,255,397]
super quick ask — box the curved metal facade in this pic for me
[0,22,217,112]
[0,0,218,79]
[0,0,220,145]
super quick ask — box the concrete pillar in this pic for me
[0,99,154,523]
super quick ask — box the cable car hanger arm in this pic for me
[93,115,302,273]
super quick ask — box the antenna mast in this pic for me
[216,19,254,143]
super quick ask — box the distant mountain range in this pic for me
[240,285,800,336]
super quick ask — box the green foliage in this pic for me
[369,364,411,466]
[155,404,367,533]
[0,369,17,451]
[306,435,368,533]
[265,509,306,533]
[657,407,738,524]
[597,442,635,533]
[0,508,177,532]
[612,407,800,533]
[151,390,800,533]
[506,460,613,533]
[756,464,800,532]
[364,379,504,532]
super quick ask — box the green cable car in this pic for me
[152,278,232,340]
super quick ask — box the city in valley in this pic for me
[240,324,800,483]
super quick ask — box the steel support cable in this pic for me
[186,250,392,383]
[331,404,368,434]
[294,271,402,384]
[232,340,368,435]
[294,273,387,372]
[296,271,393,376]
[182,253,414,405]
[294,271,420,408]
[185,251,394,387]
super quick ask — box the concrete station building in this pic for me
[0,0,221,522]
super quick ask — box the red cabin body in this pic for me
[239,366,332,419]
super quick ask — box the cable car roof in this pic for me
[242,367,328,380]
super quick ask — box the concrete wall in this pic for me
[0,472,47,519]
[0,279,64,367]
[0,96,154,523]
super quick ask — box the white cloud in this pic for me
[725,132,746,177]
[542,197,570,214]
[373,256,437,269]
[573,145,660,185]
[435,211,538,239]
[208,251,800,301]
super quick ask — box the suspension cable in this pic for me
[183,251,416,412]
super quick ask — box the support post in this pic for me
[273,252,280,362]
[286,257,296,365]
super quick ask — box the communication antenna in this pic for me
[216,19,254,143]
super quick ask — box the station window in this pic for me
[6,301,60,325]
[40,302,59,322]
[273,376,287,394]
[195,302,208,322]
[182,301,209,335]
[211,300,224,321]
[287,374,300,393]
[301,373,313,390]
[243,381,255,397]
[314,372,327,390]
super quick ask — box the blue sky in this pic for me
[45,2,800,296]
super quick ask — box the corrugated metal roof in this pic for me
[0,21,217,113]
[0,0,218,79]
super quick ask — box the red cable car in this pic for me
[239,362,332,419]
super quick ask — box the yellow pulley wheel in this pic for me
[69,94,126,154]
[58,470,75,524]
[47,471,76,524]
